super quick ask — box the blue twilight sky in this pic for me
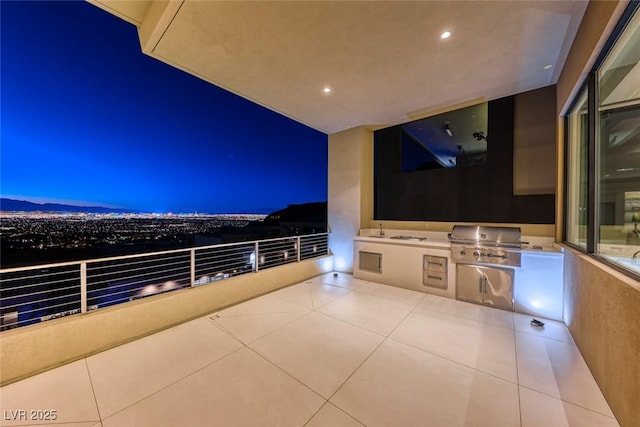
[0,1,327,214]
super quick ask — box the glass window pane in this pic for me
[597,9,640,275]
[566,90,589,248]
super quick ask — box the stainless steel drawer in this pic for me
[424,270,447,289]
[423,255,448,289]
[359,251,382,273]
[424,255,447,273]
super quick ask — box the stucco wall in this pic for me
[328,127,373,272]
[563,248,640,427]
[556,0,627,114]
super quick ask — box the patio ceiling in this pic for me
[90,0,588,134]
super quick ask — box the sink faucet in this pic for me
[379,223,385,237]
[632,250,640,262]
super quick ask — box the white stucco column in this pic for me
[328,126,374,272]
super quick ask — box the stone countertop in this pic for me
[355,229,563,254]
[353,234,451,249]
[520,243,564,254]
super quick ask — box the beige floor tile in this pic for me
[520,386,620,427]
[514,312,574,344]
[309,283,352,308]
[272,280,351,310]
[331,339,520,427]
[483,306,515,329]
[271,281,316,309]
[3,275,620,427]
[516,332,614,417]
[212,310,307,344]
[310,273,369,290]
[420,294,514,329]
[354,282,425,306]
[391,306,517,382]
[214,293,310,317]
[21,423,99,427]
[250,312,384,398]
[101,347,324,427]
[0,360,99,426]
[317,292,415,336]
[305,402,365,427]
[86,318,242,418]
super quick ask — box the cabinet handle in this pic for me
[479,277,483,292]
[427,275,442,281]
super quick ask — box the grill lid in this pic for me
[448,225,522,247]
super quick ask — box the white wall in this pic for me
[328,127,374,272]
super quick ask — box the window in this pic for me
[597,6,640,273]
[566,90,589,249]
[565,4,640,277]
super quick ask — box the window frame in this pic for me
[563,85,589,251]
[562,1,640,281]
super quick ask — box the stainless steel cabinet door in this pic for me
[456,264,484,304]
[359,251,382,273]
[482,266,514,310]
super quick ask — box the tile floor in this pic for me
[0,273,619,426]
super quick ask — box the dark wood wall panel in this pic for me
[375,87,556,224]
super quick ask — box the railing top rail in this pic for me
[0,232,329,274]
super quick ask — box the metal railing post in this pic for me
[80,262,87,314]
[255,241,260,272]
[190,248,196,287]
[296,236,301,262]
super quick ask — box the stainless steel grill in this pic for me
[449,225,522,267]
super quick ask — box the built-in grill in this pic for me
[449,225,522,311]
[449,225,522,267]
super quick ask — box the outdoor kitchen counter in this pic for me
[354,229,565,320]
[353,234,451,248]
[354,232,454,298]
[354,230,563,254]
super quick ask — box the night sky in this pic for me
[0,1,327,214]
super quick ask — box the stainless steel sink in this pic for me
[390,235,427,241]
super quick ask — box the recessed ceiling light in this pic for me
[543,64,552,70]
[440,31,451,40]
[323,87,331,94]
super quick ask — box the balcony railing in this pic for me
[0,233,329,331]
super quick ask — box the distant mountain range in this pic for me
[0,198,139,214]
[0,198,327,216]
